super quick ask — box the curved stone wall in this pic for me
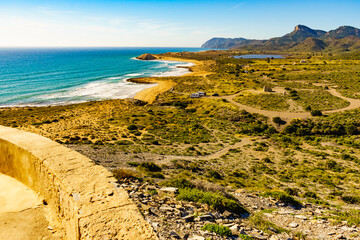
[0,126,157,240]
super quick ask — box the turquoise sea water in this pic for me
[0,47,202,107]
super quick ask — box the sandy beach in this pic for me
[131,56,207,103]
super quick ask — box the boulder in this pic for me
[136,53,157,60]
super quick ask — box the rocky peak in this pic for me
[294,25,311,32]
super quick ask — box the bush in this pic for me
[207,170,223,179]
[160,178,194,189]
[113,169,140,181]
[127,161,140,167]
[303,191,318,199]
[202,223,232,237]
[177,188,248,214]
[341,195,360,204]
[284,188,299,196]
[262,191,302,207]
[249,212,288,234]
[311,110,322,116]
[127,124,138,130]
[138,162,162,172]
[333,210,360,226]
[273,117,285,125]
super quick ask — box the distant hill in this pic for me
[201,37,265,49]
[325,26,360,39]
[202,25,360,52]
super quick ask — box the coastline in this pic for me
[131,56,204,104]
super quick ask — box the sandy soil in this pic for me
[133,56,210,104]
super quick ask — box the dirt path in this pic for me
[163,137,252,161]
[323,88,360,114]
[208,87,360,122]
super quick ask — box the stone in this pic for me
[269,235,280,240]
[289,222,299,228]
[222,210,234,218]
[169,231,180,239]
[249,234,267,240]
[188,236,205,240]
[295,215,308,220]
[198,213,215,220]
[229,224,239,234]
[182,215,195,222]
[159,187,179,195]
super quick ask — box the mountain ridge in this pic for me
[201,25,360,52]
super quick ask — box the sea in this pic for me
[0,47,203,107]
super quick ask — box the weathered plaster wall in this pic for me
[0,125,157,240]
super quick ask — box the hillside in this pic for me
[202,25,360,52]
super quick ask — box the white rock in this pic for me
[289,222,299,228]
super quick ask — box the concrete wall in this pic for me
[0,126,157,240]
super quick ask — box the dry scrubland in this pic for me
[1,50,360,239]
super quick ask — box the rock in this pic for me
[159,187,179,196]
[188,236,205,240]
[267,227,277,233]
[182,215,195,222]
[249,234,267,239]
[169,231,180,239]
[160,204,175,212]
[198,213,215,221]
[136,53,157,60]
[295,215,308,220]
[269,235,280,240]
[336,235,347,239]
[289,222,299,228]
[222,210,234,218]
[229,224,239,234]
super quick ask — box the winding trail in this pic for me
[207,88,360,122]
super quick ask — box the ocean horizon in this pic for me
[0,47,203,107]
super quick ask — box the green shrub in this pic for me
[147,172,165,179]
[177,188,248,214]
[127,161,140,167]
[249,212,288,234]
[201,223,232,237]
[284,188,299,196]
[239,235,254,240]
[311,110,322,116]
[207,170,223,179]
[261,191,302,207]
[303,191,318,199]
[160,178,194,189]
[341,195,360,204]
[332,210,360,225]
[138,162,162,172]
[127,124,138,130]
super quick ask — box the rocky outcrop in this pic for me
[137,53,157,60]
[0,126,157,240]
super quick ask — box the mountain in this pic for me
[290,37,327,52]
[325,26,360,39]
[201,25,360,52]
[201,37,265,49]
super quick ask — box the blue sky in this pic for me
[0,0,359,47]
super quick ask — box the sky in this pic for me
[0,0,359,47]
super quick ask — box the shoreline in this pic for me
[130,56,204,104]
[0,55,203,109]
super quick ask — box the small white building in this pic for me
[190,93,200,98]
